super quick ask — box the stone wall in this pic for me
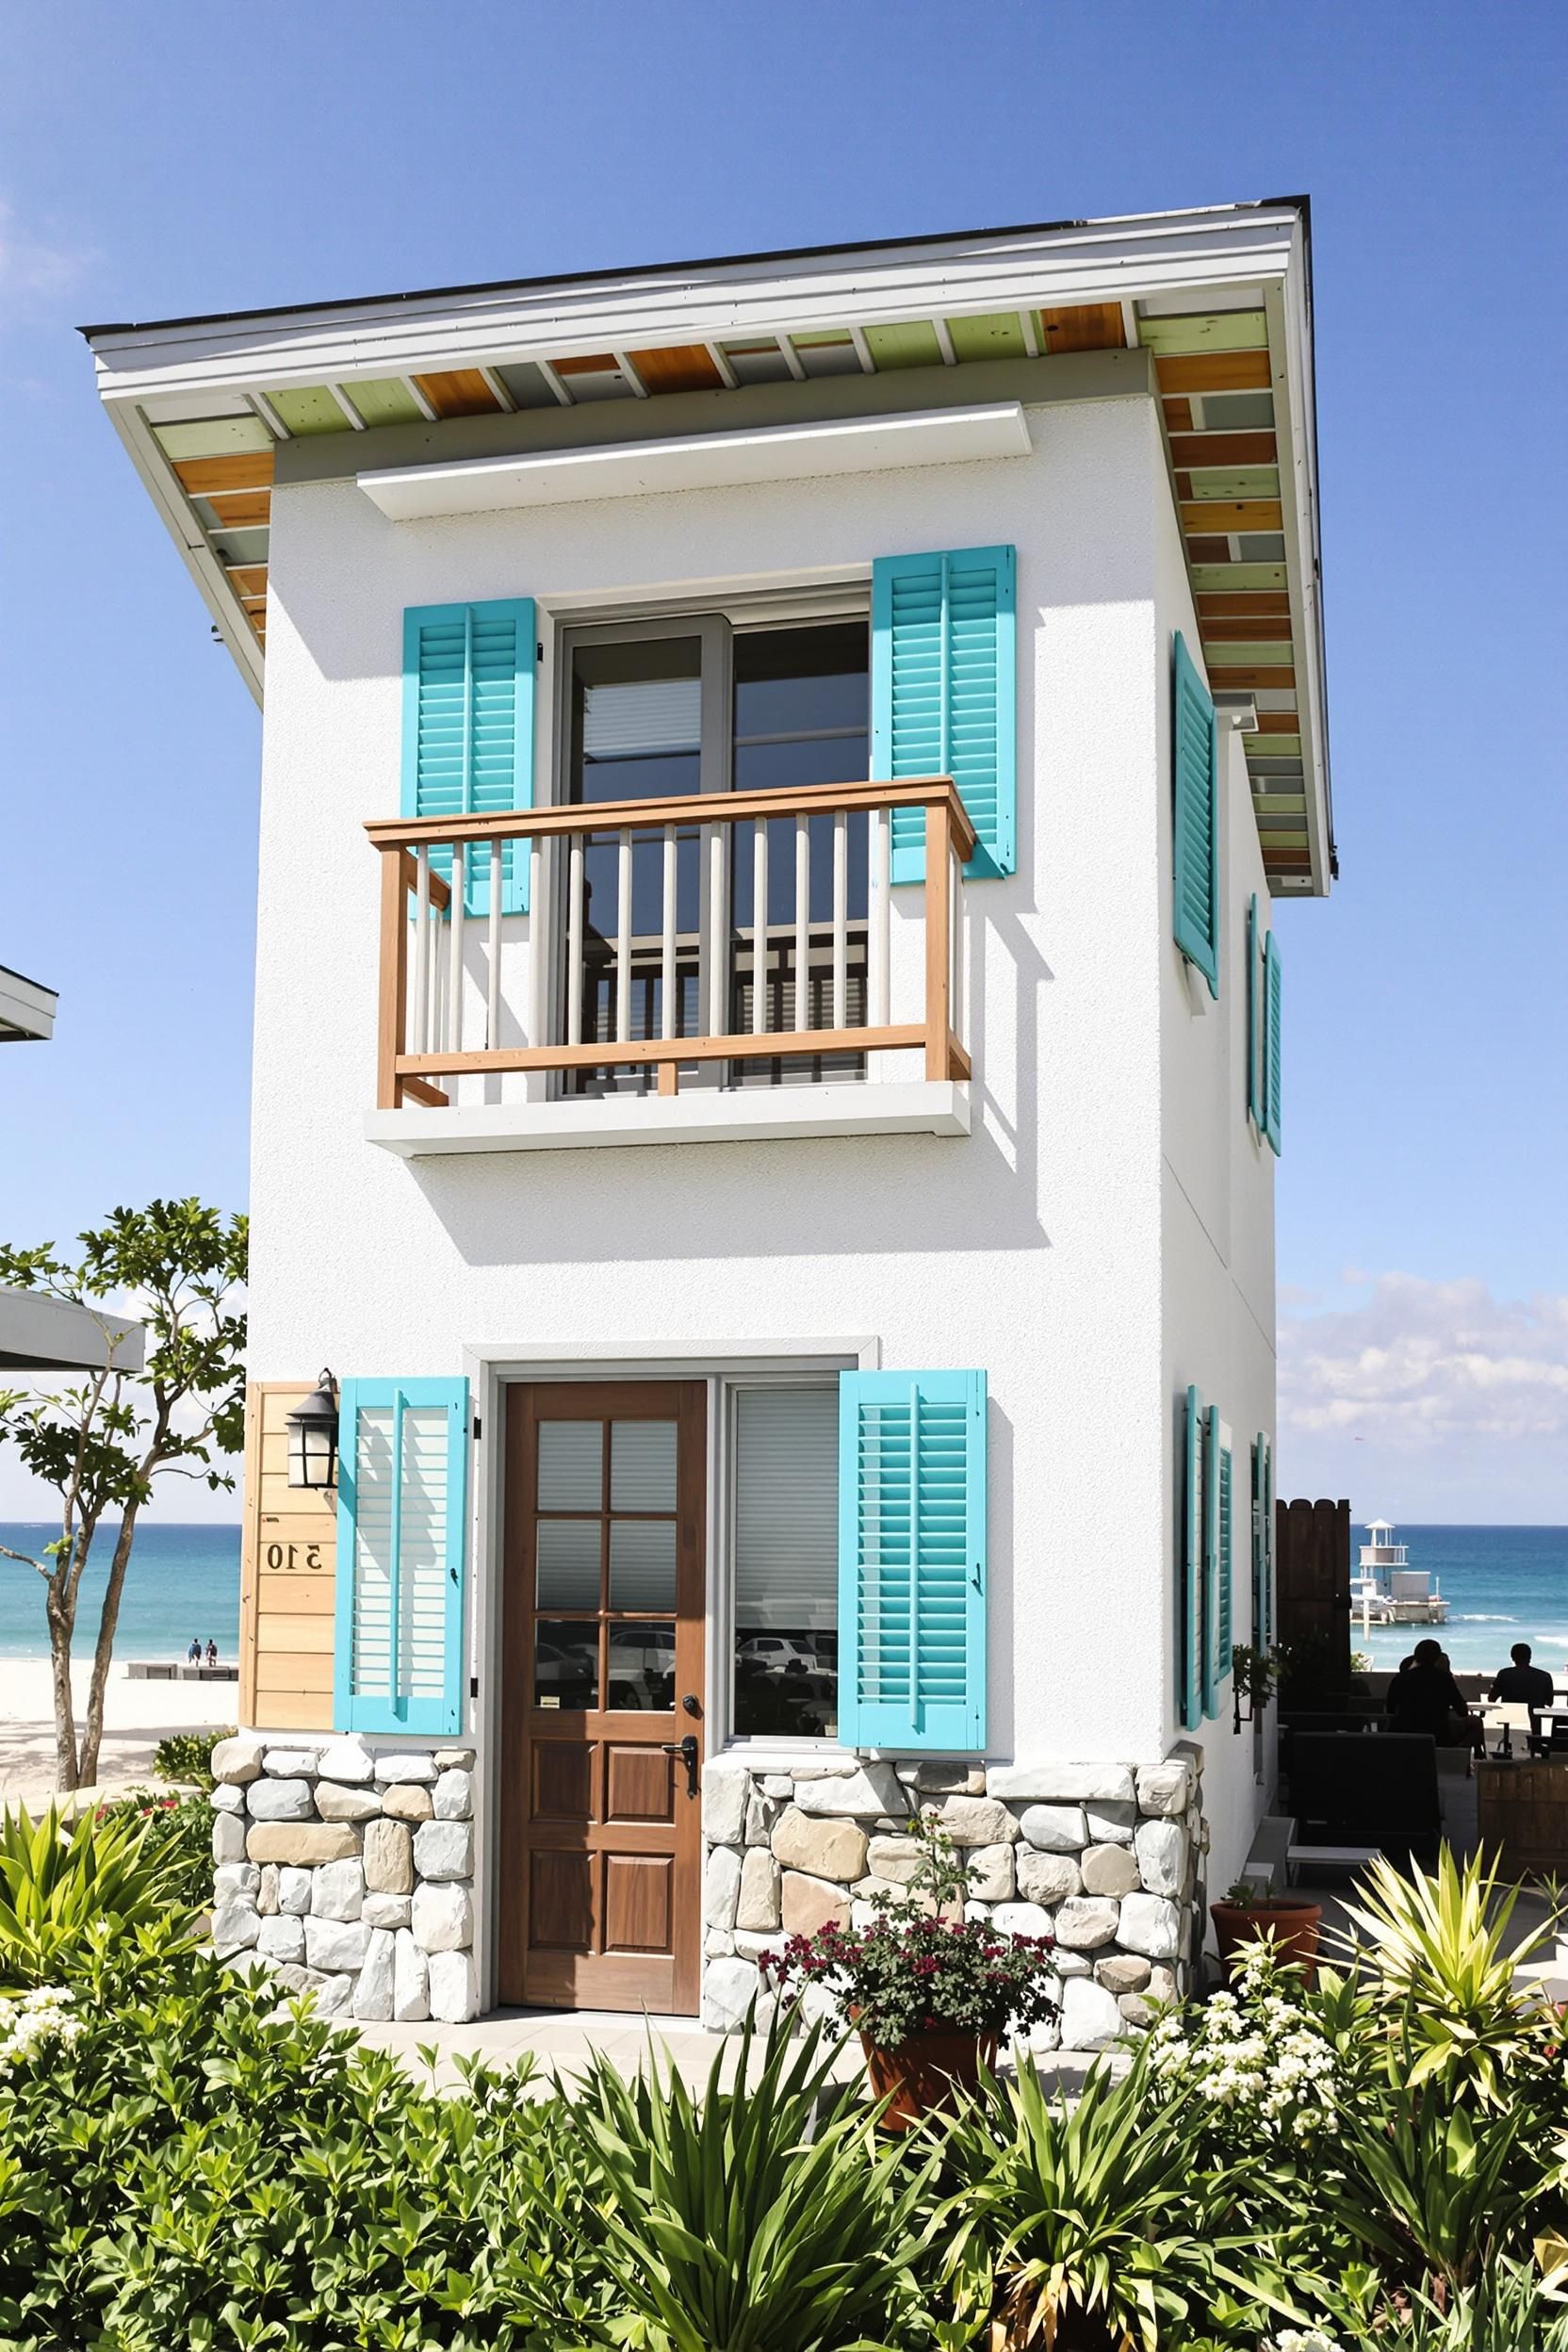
[700,1747,1206,2048]
[208,1734,479,2022]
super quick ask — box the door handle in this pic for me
[661,1732,700,1798]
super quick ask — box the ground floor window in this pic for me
[730,1383,839,1739]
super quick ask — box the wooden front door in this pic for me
[498,1381,706,2013]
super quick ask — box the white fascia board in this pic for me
[85,205,1303,403]
[1263,219,1332,894]
[0,967,58,1041]
[0,1284,145,1376]
[358,402,1032,521]
[365,1080,971,1156]
[103,400,265,707]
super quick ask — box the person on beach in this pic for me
[1488,1642,1554,1709]
[1386,1638,1481,1754]
[188,1637,202,1663]
[205,1640,219,1668]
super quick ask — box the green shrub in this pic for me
[153,1725,234,1789]
[0,1804,196,1990]
[93,1788,214,1915]
[565,2005,938,2351]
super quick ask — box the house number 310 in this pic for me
[265,1542,323,1571]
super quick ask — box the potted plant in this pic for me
[1209,1876,1322,1984]
[760,1811,1060,2130]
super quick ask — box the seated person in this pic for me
[1488,1642,1554,1709]
[1386,1638,1479,1752]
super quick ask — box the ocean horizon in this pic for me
[3,1515,1567,1674]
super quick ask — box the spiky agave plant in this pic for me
[564,2004,937,2352]
[0,1803,195,1988]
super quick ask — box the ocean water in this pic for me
[1349,1525,1568,1674]
[0,1522,241,1662]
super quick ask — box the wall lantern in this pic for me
[286,1369,340,1490]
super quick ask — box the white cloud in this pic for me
[1278,1275,1568,1519]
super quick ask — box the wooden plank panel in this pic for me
[1184,535,1233,564]
[1200,614,1293,641]
[206,492,271,530]
[626,344,725,395]
[1156,351,1272,394]
[1138,309,1267,355]
[226,565,269,597]
[1189,564,1288,592]
[863,319,942,370]
[1208,664,1297,691]
[172,451,276,496]
[257,1573,335,1615]
[1203,640,1298,666]
[1169,432,1277,468]
[412,368,503,417]
[947,311,1026,363]
[239,1386,263,1724]
[254,1612,335,1654]
[1197,591,1291,619]
[1162,397,1195,433]
[1181,500,1284,532]
[1037,303,1126,352]
[252,1688,334,1733]
[254,1650,335,1693]
[1253,710,1303,733]
[553,353,619,377]
[1185,467,1280,502]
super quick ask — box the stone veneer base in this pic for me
[699,1745,1207,2050]
[209,1734,479,2022]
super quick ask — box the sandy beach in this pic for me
[0,1658,237,1815]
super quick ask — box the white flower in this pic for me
[0,1984,81,2079]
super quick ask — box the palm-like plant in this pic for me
[1337,1848,1554,2101]
[564,2006,936,2352]
[932,2045,1266,2351]
[0,1803,194,1987]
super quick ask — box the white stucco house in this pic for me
[85,199,1333,2039]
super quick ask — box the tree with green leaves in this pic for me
[0,1200,247,1792]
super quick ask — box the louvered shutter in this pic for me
[1247,896,1264,1130]
[1179,1385,1205,1731]
[1251,1437,1266,1647]
[402,601,535,915]
[1172,632,1219,994]
[838,1369,987,1751]
[334,1378,468,1735]
[1263,931,1282,1155]
[1213,1423,1233,1704]
[872,547,1016,883]
[1200,1404,1222,1720]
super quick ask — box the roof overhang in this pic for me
[0,964,58,1043]
[0,1285,145,1377]
[83,199,1333,893]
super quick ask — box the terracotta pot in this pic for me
[855,2017,997,2132]
[1210,1899,1322,1984]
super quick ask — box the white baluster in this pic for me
[752,820,768,1036]
[832,810,848,1032]
[616,828,632,1045]
[794,813,809,1035]
[705,822,727,1038]
[413,847,431,1054]
[486,841,502,1051]
[566,834,584,1048]
[525,839,544,1049]
[661,825,678,1040]
[950,842,963,1049]
[870,806,890,1028]
[447,841,466,1056]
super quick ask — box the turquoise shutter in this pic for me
[1214,1424,1233,1699]
[402,600,535,915]
[872,547,1016,884]
[838,1368,987,1751]
[1263,931,1282,1154]
[1247,896,1263,1129]
[1250,1437,1266,1647]
[1179,1384,1204,1731]
[1200,1404,1222,1719]
[1172,632,1219,995]
[334,1377,469,1736]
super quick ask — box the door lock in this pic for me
[661,1732,700,1798]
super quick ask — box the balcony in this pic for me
[364,777,973,1155]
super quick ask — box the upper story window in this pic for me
[561,612,870,1093]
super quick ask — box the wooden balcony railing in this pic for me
[365,776,974,1113]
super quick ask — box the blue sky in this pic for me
[2,1,1565,1520]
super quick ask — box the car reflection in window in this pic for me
[735,1628,838,1739]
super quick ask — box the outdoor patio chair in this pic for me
[1287,1730,1442,1871]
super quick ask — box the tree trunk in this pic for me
[46,1576,78,1793]
[78,1495,146,1791]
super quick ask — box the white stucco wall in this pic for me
[250,390,1211,1772]
[1152,452,1279,1906]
